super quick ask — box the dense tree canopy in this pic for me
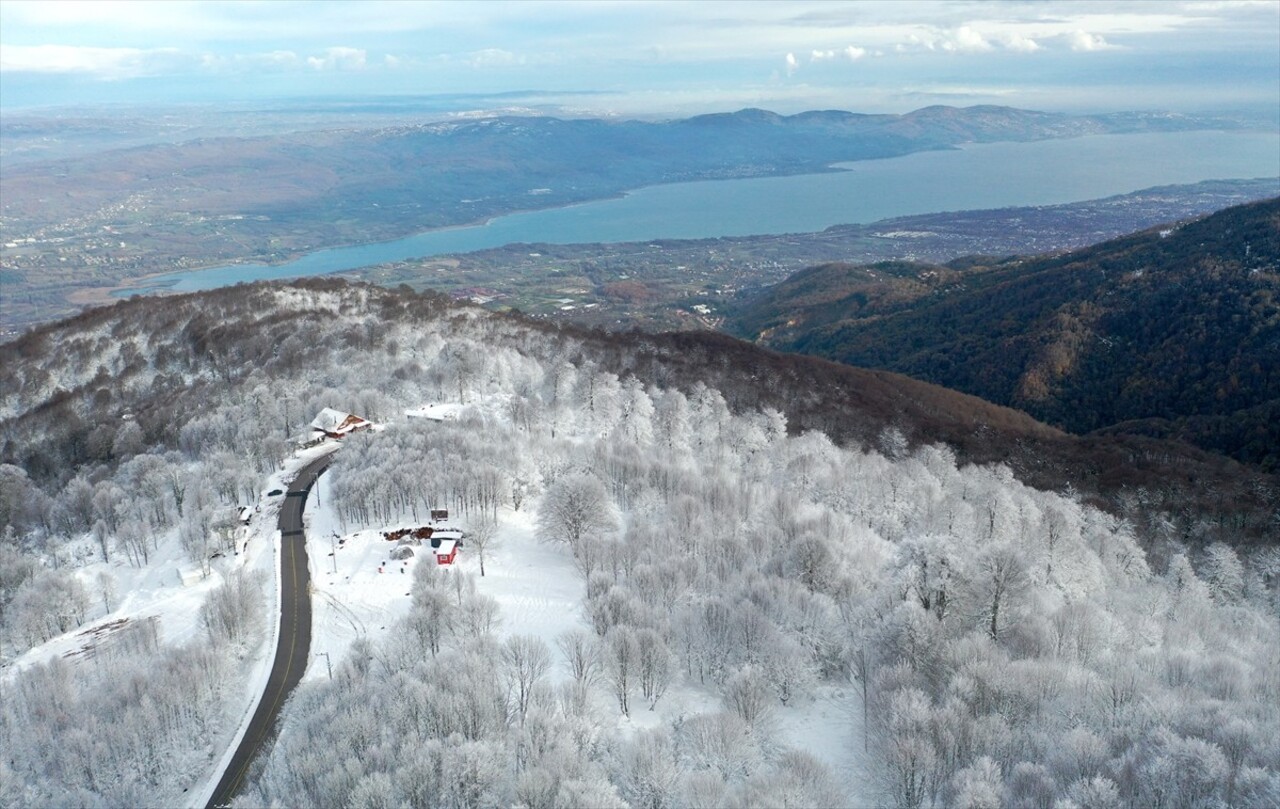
[0,277,1275,807]
[735,198,1280,470]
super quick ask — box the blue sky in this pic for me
[1,1,1277,116]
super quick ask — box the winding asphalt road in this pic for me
[206,452,333,808]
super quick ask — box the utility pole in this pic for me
[317,651,332,680]
[330,533,338,574]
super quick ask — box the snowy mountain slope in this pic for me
[0,441,343,808]
[293,406,874,803]
[732,197,1280,470]
[3,280,1273,548]
[1,280,1277,807]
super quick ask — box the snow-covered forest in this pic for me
[2,281,1278,807]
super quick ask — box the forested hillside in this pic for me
[3,281,1274,549]
[1,280,1277,807]
[733,198,1280,470]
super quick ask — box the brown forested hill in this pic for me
[730,198,1280,470]
[3,278,1274,547]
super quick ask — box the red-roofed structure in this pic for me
[310,408,372,439]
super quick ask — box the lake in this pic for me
[118,130,1280,295]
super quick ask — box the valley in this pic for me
[5,0,1280,803]
[334,178,1279,330]
[729,198,1280,471]
[2,104,1274,331]
[1,65,1278,809]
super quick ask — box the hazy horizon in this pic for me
[2,1,1277,119]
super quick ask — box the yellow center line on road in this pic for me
[210,457,332,808]
[218,490,305,802]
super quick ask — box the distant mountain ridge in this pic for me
[681,105,1229,142]
[731,198,1280,469]
[8,104,1239,231]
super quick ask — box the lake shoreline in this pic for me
[100,130,1279,299]
[91,161,870,302]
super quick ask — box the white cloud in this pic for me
[810,45,867,62]
[940,26,993,53]
[0,0,503,44]
[1001,33,1041,53]
[0,43,376,79]
[214,50,303,72]
[896,26,1003,54]
[1066,30,1113,51]
[261,50,301,66]
[0,43,186,78]
[306,46,366,71]
[0,1,1272,112]
[902,33,931,52]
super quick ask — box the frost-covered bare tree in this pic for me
[557,628,600,685]
[179,501,215,576]
[466,511,499,577]
[200,569,264,646]
[634,627,672,709]
[537,473,618,551]
[967,542,1031,641]
[1,618,232,807]
[8,569,89,645]
[502,634,552,724]
[610,728,682,809]
[723,665,774,729]
[603,624,638,717]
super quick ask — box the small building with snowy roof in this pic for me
[430,529,463,566]
[310,408,372,439]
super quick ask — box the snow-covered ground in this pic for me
[775,685,872,794]
[2,533,216,680]
[302,471,585,684]
[6,404,870,804]
[1,445,351,808]
[191,441,339,809]
[300,416,870,800]
[2,446,296,682]
[302,468,423,683]
[404,402,466,421]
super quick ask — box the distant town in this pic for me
[335,179,1279,330]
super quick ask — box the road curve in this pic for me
[206,452,333,808]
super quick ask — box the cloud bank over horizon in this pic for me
[1,0,1276,117]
